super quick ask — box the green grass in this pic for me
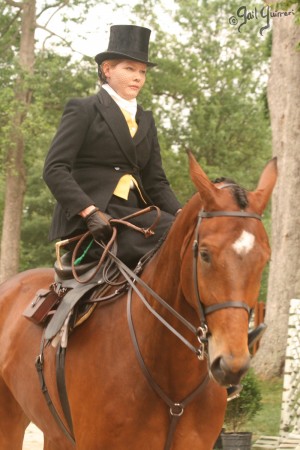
[240,377,283,440]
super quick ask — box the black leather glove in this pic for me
[84,208,112,242]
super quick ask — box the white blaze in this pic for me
[232,230,255,255]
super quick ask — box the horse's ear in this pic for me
[250,157,278,214]
[187,151,221,208]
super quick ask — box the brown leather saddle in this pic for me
[23,251,125,334]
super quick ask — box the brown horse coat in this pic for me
[0,154,277,450]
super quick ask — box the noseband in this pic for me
[192,209,262,356]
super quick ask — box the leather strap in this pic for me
[115,259,201,356]
[56,346,74,437]
[200,211,262,220]
[127,286,210,450]
[35,341,75,445]
[205,301,251,315]
[69,206,161,284]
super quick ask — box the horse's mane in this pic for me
[146,177,249,265]
[212,177,249,209]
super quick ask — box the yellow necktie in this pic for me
[121,108,138,137]
[113,174,147,203]
[113,109,146,203]
[114,174,134,200]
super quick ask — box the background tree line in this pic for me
[1,0,299,379]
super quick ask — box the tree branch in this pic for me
[43,4,67,29]
[0,9,21,39]
[36,23,89,57]
[36,23,71,46]
[4,0,23,8]
[36,0,69,19]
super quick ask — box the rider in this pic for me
[43,25,182,268]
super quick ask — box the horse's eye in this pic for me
[199,249,211,263]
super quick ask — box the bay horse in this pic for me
[0,153,277,450]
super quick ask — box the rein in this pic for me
[54,205,161,284]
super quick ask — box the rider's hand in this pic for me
[84,208,112,242]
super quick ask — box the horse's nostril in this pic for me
[210,355,250,386]
[210,357,225,383]
[220,355,250,381]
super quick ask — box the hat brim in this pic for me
[95,51,156,67]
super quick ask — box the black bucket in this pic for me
[221,432,252,450]
[214,433,223,449]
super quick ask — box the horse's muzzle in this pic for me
[209,353,251,386]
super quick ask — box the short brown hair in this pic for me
[97,59,123,84]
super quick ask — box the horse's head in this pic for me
[180,152,277,387]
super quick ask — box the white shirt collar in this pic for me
[102,84,137,120]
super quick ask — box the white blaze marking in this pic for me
[232,230,255,255]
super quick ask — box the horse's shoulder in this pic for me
[22,267,54,277]
[0,268,54,293]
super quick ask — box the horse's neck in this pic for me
[132,197,205,394]
[145,194,200,302]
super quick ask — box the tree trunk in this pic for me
[252,9,300,377]
[0,0,36,283]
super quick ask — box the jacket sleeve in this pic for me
[140,116,182,215]
[43,98,95,219]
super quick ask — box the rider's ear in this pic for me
[249,157,278,215]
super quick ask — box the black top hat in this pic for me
[95,25,156,67]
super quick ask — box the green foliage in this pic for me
[273,1,300,13]
[270,1,300,32]
[244,377,282,439]
[20,52,96,270]
[0,6,21,165]
[137,0,272,201]
[0,0,100,270]
[0,4,21,62]
[224,369,263,432]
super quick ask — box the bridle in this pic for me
[115,207,262,360]
[192,209,262,356]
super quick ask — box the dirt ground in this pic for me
[23,423,44,450]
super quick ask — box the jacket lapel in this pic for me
[96,90,138,167]
[133,106,152,146]
[96,89,152,168]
